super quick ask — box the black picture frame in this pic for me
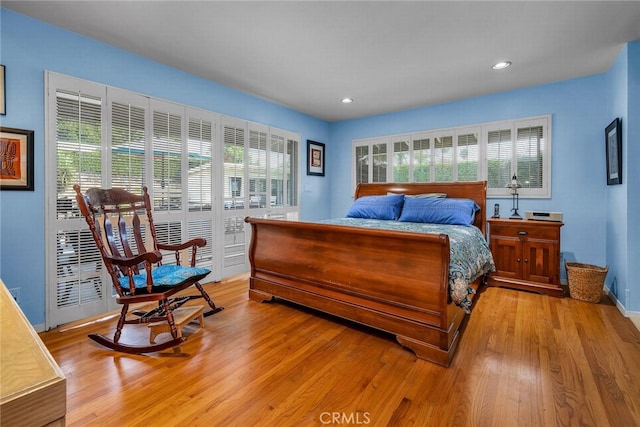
[605,118,622,185]
[0,127,35,191]
[307,140,325,176]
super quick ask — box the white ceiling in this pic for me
[4,1,640,122]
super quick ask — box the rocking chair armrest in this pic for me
[158,238,206,267]
[157,238,207,252]
[105,250,163,267]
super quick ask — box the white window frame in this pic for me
[352,115,551,198]
[45,71,300,328]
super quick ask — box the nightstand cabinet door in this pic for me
[490,235,521,280]
[522,239,558,285]
[487,219,564,297]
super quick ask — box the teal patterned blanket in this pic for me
[318,218,495,313]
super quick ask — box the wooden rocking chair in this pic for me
[74,184,223,354]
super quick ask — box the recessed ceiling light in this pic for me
[341,98,354,104]
[492,61,512,70]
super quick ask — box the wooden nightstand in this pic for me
[487,218,564,297]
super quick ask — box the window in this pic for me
[433,134,453,182]
[355,145,369,184]
[248,128,267,208]
[485,117,549,197]
[223,123,245,210]
[46,72,300,328]
[353,115,551,198]
[456,130,479,182]
[412,136,430,182]
[152,107,183,212]
[230,177,242,198]
[187,116,214,212]
[260,126,298,214]
[372,141,387,183]
[111,100,146,193]
[392,138,409,182]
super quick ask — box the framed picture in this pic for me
[605,118,622,185]
[307,140,325,176]
[1,127,34,191]
[0,65,5,115]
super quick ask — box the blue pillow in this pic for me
[398,197,479,226]
[346,194,405,220]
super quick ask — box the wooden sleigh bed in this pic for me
[244,181,490,366]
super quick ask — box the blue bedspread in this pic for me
[318,218,495,313]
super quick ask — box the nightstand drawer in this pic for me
[489,222,560,240]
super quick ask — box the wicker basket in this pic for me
[565,261,608,303]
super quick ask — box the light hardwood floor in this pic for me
[39,276,640,427]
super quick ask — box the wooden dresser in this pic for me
[0,280,66,426]
[487,219,564,297]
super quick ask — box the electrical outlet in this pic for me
[8,287,20,303]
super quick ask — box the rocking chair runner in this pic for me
[74,184,223,354]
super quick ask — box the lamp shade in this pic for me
[506,174,522,189]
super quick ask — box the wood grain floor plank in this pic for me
[38,276,640,426]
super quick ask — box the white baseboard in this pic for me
[604,286,640,319]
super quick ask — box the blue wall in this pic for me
[606,39,640,312]
[1,7,638,325]
[606,45,629,307]
[0,9,330,326]
[329,75,610,269]
[628,41,640,312]
[329,43,639,312]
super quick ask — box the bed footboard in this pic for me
[245,217,471,366]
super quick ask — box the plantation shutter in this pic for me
[372,141,388,183]
[52,85,107,326]
[393,138,410,182]
[353,115,550,197]
[269,128,299,215]
[54,229,104,305]
[270,133,285,209]
[152,109,183,212]
[187,115,215,270]
[56,90,103,211]
[286,136,299,209]
[47,72,299,327]
[516,124,544,189]
[487,128,512,189]
[151,105,185,267]
[354,144,369,185]
[187,117,214,212]
[433,135,453,182]
[111,101,146,192]
[248,128,268,209]
[222,121,248,273]
[412,137,431,182]
[456,131,479,181]
[223,125,245,209]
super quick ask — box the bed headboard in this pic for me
[354,181,487,234]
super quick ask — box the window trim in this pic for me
[352,115,551,198]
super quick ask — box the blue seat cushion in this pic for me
[118,264,211,290]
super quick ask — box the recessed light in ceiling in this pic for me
[341,98,354,104]
[492,61,512,70]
